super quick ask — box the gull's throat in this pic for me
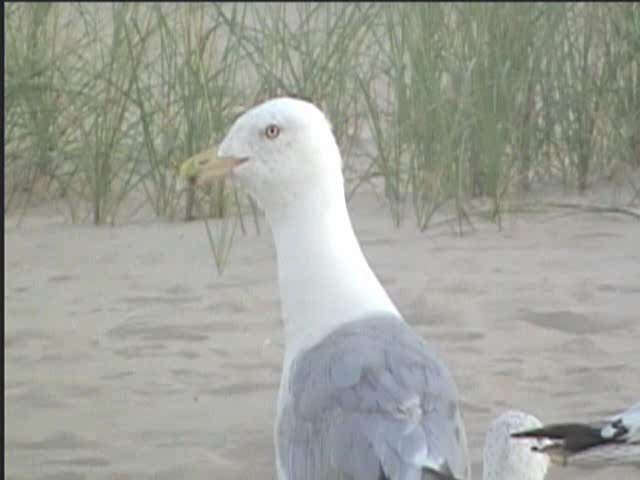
[269,184,400,359]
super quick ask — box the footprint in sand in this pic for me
[519,309,631,335]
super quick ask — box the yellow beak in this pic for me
[179,148,248,186]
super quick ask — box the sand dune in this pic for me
[5,192,640,479]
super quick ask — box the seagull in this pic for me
[483,410,550,480]
[183,97,470,480]
[511,401,640,469]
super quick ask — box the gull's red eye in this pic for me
[265,124,280,139]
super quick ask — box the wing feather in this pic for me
[277,315,469,480]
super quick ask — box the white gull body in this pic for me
[215,97,469,480]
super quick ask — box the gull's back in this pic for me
[276,314,470,480]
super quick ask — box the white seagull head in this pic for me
[483,410,551,480]
[185,97,344,224]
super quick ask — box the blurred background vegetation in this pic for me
[5,3,640,232]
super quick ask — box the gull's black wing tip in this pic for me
[511,423,609,454]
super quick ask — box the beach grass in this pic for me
[5,3,639,265]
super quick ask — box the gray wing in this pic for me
[277,314,469,480]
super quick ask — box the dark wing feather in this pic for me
[511,423,609,453]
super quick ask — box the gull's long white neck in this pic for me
[268,176,400,361]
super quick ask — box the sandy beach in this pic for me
[5,189,640,480]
